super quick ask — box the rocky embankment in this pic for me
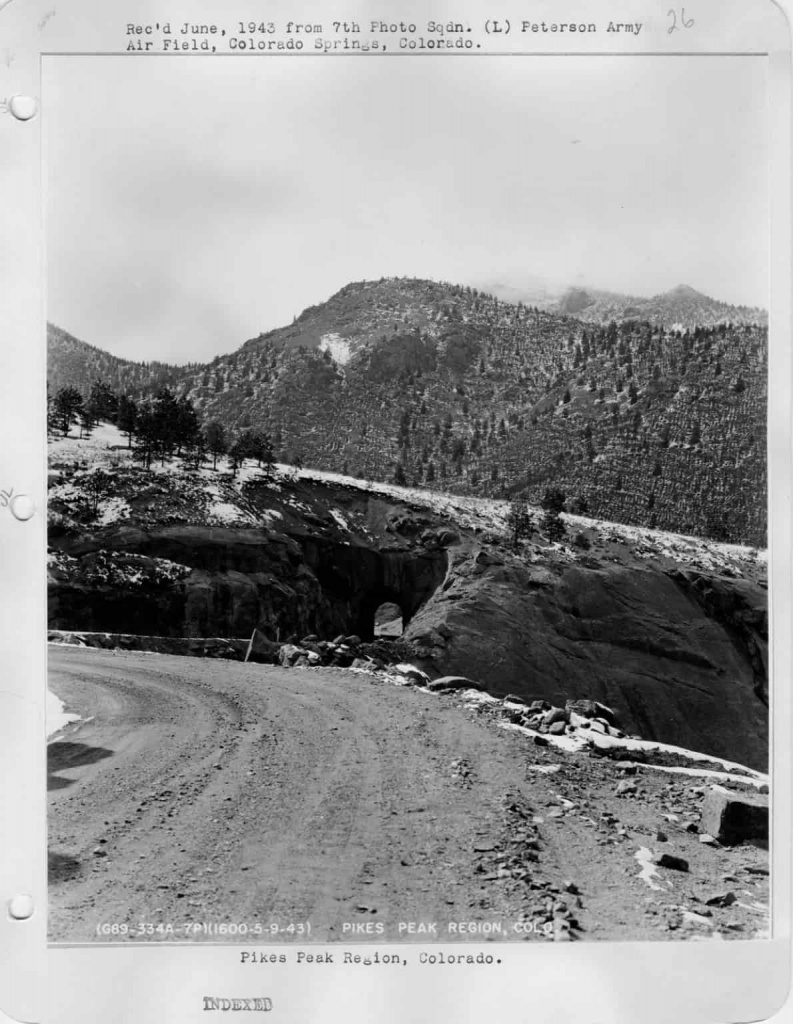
[48,470,768,771]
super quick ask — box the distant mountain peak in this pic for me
[664,284,703,298]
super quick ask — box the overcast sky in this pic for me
[45,55,768,365]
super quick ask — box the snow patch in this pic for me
[318,332,352,365]
[585,732,766,782]
[96,496,131,526]
[460,690,501,707]
[329,508,350,531]
[47,689,80,738]
[620,762,768,789]
[635,847,668,891]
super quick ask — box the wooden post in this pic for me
[244,628,257,664]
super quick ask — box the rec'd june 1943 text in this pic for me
[123,17,646,52]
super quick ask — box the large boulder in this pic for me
[278,644,307,667]
[565,699,617,724]
[426,675,484,692]
[405,555,768,771]
[700,786,769,845]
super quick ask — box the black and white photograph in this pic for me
[44,47,773,952]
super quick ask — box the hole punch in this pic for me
[10,494,34,520]
[8,95,38,121]
[7,893,34,920]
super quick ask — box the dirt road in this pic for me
[48,647,770,943]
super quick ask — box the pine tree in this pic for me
[78,401,97,439]
[79,467,113,517]
[87,379,118,423]
[134,405,159,469]
[117,395,138,448]
[506,498,533,548]
[540,487,566,542]
[205,420,228,470]
[175,396,201,457]
[259,433,276,479]
[53,386,83,436]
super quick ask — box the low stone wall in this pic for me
[48,630,254,661]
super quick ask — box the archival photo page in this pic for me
[44,33,774,956]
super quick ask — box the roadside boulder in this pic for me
[426,675,484,692]
[543,707,568,728]
[700,786,769,846]
[655,853,689,872]
[394,663,430,686]
[278,644,307,667]
[565,699,617,724]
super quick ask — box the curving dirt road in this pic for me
[48,647,542,943]
[48,647,770,944]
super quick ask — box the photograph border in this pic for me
[0,0,791,1020]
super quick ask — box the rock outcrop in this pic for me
[49,522,448,643]
[404,547,768,771]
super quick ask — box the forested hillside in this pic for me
[48,277,767,545]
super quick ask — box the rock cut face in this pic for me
[49,523,450,644]
[405,549,768,772]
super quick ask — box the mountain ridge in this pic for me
[48,275,768,546]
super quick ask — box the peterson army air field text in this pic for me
[124,18,644,52]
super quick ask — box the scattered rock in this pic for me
[615,780,637,797]
[533,735,550,747]
[92,847,107,858]
[548,721,566,736]
[705,892,737,907]
[699,834,717,845]
[656,830,668,843]
[503,694,528,706]
[543,707,568,727]
[655,853,689,872]
[700,787,769,846]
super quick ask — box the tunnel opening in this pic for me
[373,601,404,637]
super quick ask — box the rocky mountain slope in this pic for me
[47,276,768,546]
[549,284,767,330]
[48,425,768,771]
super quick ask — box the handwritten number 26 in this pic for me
[668,8,694,32]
